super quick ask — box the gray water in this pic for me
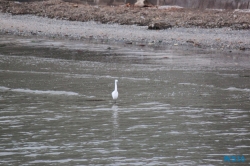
[0,36,249,165]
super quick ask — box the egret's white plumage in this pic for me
[112,80,118,101]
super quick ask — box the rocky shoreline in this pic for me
[1,0,250,30]
[0,0,250,53]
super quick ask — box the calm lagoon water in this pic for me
[0,36,249,165]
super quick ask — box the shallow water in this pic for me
[0,36,249,165]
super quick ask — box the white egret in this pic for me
[112,80,118,102]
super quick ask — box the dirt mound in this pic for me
[1,0,250,30]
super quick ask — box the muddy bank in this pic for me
[0,0,250,52]
[1,0,250,30]
[1,12,250,53]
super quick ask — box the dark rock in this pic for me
[148,22,172,30]
[239,47,246,50]
[186,40,195,44]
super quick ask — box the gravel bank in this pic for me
[1,0,250,30]
[0,12,250,52]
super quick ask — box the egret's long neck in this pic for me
[115,82,117,91]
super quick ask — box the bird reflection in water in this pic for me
[112,104,119,140]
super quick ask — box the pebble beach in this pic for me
[0,0,250,53]
[1,12,250,53]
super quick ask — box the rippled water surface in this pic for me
[0,36,250,165]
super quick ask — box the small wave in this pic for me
[236,145,250,148]
[65,73,150,81]
[29,159,72,164]
[0,152,16,156]
[0,86,79,96]
[12,89,79,96]
[179,83,198,86]
[225,87,250,92]
[168,131,184,135]
[0,86,10,91]
[216,132,250,136]
[127,125,155,130]
[178,83,214,88]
